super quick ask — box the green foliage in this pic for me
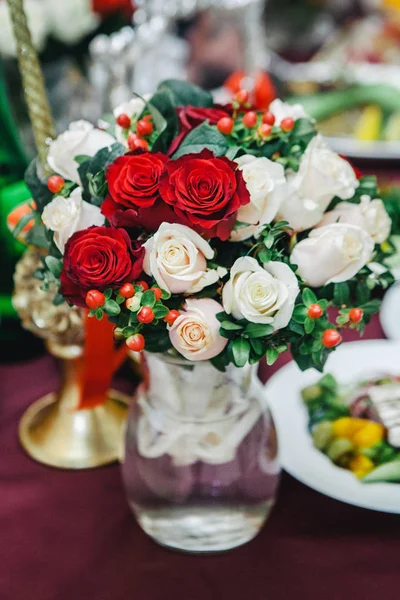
[78,143,125,205]
[24,159,53,211]
[172,122,228,159]
[158,79,213,108]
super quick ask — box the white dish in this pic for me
[265,340,400,513]
[380,283,400,341]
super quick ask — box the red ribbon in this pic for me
[77,311,127,410]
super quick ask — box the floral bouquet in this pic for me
[17,79,395,373]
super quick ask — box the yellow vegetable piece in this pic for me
[332,417,366,439]
[349,454,375,479]
[354,105,382,141]
[352,421,385,449]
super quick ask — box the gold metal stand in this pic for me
[18,341,130,469]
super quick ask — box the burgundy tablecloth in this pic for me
[1,317,400,600]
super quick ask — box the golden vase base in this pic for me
[19,390,129,470]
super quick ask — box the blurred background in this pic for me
[1,0,400,359]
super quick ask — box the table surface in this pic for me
[1,317,400,600]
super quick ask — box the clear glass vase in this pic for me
[121,352,280,553]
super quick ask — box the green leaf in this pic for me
[336,315,349,327]
[302,288,317,307]
[52,292,65,306]
[74,154,91,165]
[161,289,171,300]
[12,211,34,239]
[225,146,242,160]
[172,122,228,159]
[290,117,317,146]
[289,320,305,335]
[216,311,229,323]
[95,308,103,320]
[104,288,112,300]
[220,321,243,331]
[149,89,179,152]
[232,337,251,367]
[103,299,121,316]
[44,256,63,278]
[24,158,53,211]
[115,294,125,305]
[152,304,169,319]
[25,224,50,249]
[292,305,308,324]
[333,282,350,306]
[233,221,251,231]
[250,338,265,355]
[141,290,156,307]
[360,299,381,316]
[304,318,315,334]
[266,347,279,366]
[210,351,229,372]
[158,79,213,108]
[244,323,274,338]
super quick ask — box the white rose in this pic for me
[230,155,288,241]
[46,0,99,44]
[47,120,115,184]
[269,98,309,125]
[42,187,104,253]
[222,256,299,329]
[143,223,226,294]
[290,223,375,287]
[114,96,149,147]
[0,0,48,57]
[169,299,228,362]
[278,135,359,231]
[318,195,392,244]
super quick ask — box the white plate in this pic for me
[265,340,400,513]
[380,283,400,341]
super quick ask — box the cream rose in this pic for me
[114,96,148,147]
[169,299,228,361]
[278,135,359,231]
[42,187,104,253]
[230,155,288,241]
[269,99,309,125]
[318,195,392,244]
[47,121,115,184]
[222,256,299,328]
[143,223,225,294]
[290,223,375,287]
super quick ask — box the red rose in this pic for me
[159,149,250,240]
[60,226,144,307]
[168,105,231,156]
[103,151,175,231]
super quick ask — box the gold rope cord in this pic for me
[6,0,56,171]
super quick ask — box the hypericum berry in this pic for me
[138,306,155,324]
[242,111,258,128]
[322,329,342,349]
[150,287,162,301]
[258,123,272,138]
[125,296,141,312]
[126,333,145,352]
[136,119,153,137]
[47,175,65,194]
[128,134,149,151]
[217,117,234,135]
[136,280,149,291]
[86,290,105,309]
[234,89,249,105]
[119,283,135,298]
[349,308,364,324]
[308,303,323,319]
[262,111,275,126]
[281,117,295,132]
[143,114,153,122]
[164,309,180,326]
[116,113,131,129]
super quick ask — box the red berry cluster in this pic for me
[116,112,153,152]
